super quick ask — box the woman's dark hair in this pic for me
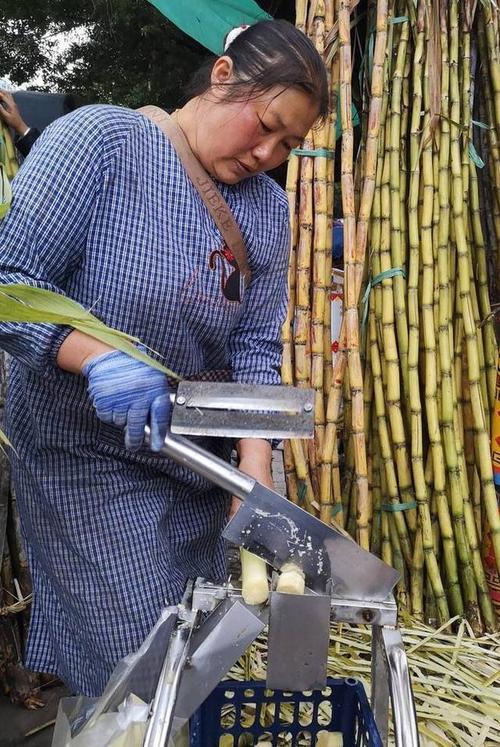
[184,19,329,120]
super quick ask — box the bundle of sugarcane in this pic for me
[282,0,338,521]
[354,0,500,632]
[283,0,392,530]
[284,0,500,632]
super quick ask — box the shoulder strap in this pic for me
[137,105,251,287]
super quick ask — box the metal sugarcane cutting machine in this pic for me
[87,382,421,747]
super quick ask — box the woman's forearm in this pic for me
[236,438,273,484]
[56,329,113,374]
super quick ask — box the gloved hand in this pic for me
[82,349,171,452]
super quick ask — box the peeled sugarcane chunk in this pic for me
[240,548,269,605]
[316,731,343,747]
[276,562,305,595]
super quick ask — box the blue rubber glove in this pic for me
[82,350,171,452]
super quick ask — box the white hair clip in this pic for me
[224,25,250,52]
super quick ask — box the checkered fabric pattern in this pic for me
[0,105,290,696]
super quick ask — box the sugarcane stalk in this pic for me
[369,306,413,566]
[310,1,328,464]
[290,438,317,514]
[450,0,500,578]
[379,112,416,536]
[389,16,410,406]
[323,56,339,402]
[389,511,409,614]
[481,2,500,136]
[295,0,308,34]
[370,416,382,555]
[435,3,467,622]
[283,440,299,505]
[294,129,314,388]
[477,17,500,293]
[469,160,497,410]
[411,528,424,623]
[339,0,370,549]
[405,85,450,624]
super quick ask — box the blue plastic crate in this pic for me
[190,677,382,747]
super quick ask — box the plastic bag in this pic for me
[53,694,148,747]
[52,606,177,747]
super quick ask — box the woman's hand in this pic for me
[229,438,273,520]
[82,349,172,451]
[56,330,171,451]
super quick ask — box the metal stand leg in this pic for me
[381,627,420,747]
[142,582,200,747]
[371,625,390,746]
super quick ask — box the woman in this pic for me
[0,20,328,696]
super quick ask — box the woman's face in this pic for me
[190,59,321,184]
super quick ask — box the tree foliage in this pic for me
[1,0,205,109]
[0,0,291,110]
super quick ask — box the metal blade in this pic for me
[223,482,400,601]
[174,599,266,722]
[267,590,330,690]
[170,381,314,439]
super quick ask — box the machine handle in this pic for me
[144,426,256,498]
[382,627,420,747]
[142,619,194,747]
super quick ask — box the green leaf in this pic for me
[471,119,491,130]
[0,427,16,458]
[468,141,485,169]
[0,284,182,380]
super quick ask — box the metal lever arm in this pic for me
[144,426,255,498]
[143,619,197,747]
[382,627,420,747]
[143,581,200,747]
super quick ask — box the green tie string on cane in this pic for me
[290,147,335,158]
[361,266,407,328]
[381,500,418,513]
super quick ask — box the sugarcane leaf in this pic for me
[0,426,16,459]
[439,114,466,131]
[0,284,110,322]
[0,284,181,380]
[76,320,179,377]
[468,141,485,168]
[471,119,491,130]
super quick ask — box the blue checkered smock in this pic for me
[0,105,290,696]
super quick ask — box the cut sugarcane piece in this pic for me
[240,548,269,605]
[276,561,306,595]
[317,731,343,747]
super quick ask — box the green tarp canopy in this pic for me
[148,0,271,54]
